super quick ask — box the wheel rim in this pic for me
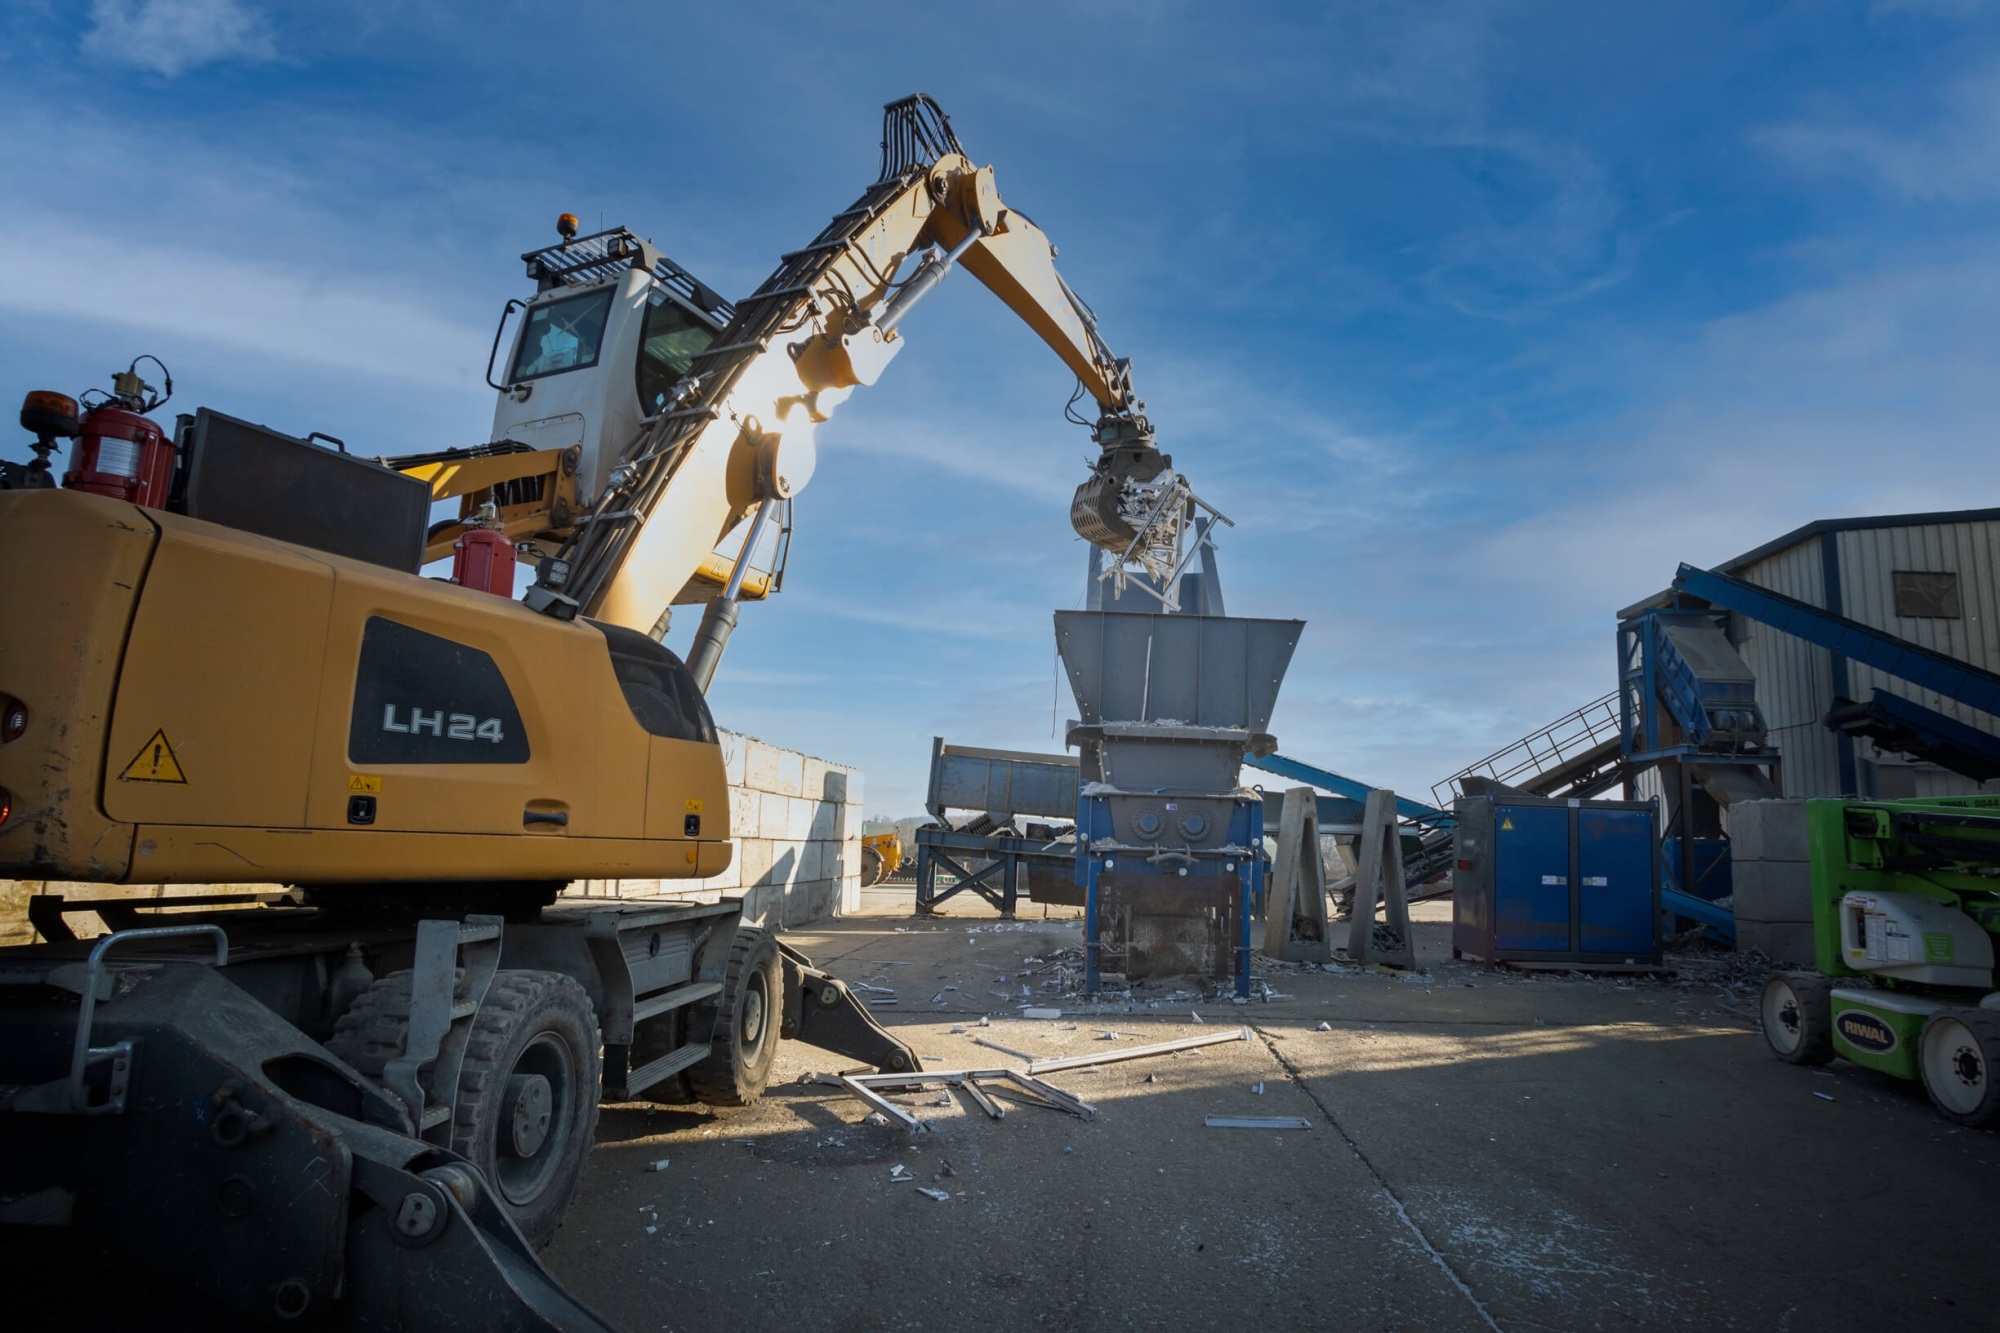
[1923,1017,1987,1116]
[1762,979,1804,1055]
[740,974,768,1054]
[495,1032,574,1205]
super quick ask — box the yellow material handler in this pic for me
[0,97,1215,1330]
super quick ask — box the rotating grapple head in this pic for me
[1070,414,1173,551]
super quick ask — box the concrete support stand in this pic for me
[1347,789,1415,970]
[1263,787,1333,962]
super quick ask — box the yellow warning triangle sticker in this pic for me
[1500,817,1515,831]
[118,729,187,784]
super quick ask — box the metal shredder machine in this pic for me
[1054,610,1305,997]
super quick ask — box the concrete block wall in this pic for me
[568,730,864,929]
[1730,799,1815,965]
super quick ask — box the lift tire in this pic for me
[329,968,602,1247]
[1761,971,1834,1066]
[861,844,887,888]
[687,928,781,1108]
[1919,1008,2000,1129]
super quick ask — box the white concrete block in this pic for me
[744,739,783,794]
[1737,920,1816,966]
[739,838,776,888]
[809,800,840,840]
[843,770,864,807]
[718,731,747,787]
[728,786,761,838]
[770,750,804,798]
[802,756,834,802]
[784,796,815,842]
[757,793,789,840]
[1733,860,1813,922]
[1731,799,1810,864]
[776,842,812,888]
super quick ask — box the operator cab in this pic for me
[490,226,733,514]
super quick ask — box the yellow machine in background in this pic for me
[861,828,905,887]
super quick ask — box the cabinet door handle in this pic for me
[523,808,569,828]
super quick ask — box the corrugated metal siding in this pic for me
[1836,521,2000,735]
[1730,536,1843,798]
[1836,521,2000,799]
[1710,519,2000,800]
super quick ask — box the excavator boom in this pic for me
[494,97,1198,681]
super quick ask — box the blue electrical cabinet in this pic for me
[1452,794,1661,966]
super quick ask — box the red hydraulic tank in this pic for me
[64,404,175,507]
[452,527,518,599]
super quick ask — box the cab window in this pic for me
[594,621,717,744]
[510,288,615,383]
[635,295,718,412]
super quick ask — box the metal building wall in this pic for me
[1728,536,1841,798]
[1837,521,2000,797]
[1836,523,2000,729]
[1722,517,2000,799]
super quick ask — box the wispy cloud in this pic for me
[0,224,488,388]
[1757,63,2000,202]
[82,0,276,76]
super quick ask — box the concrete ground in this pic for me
[545,886,2000,1333]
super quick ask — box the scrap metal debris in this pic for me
[1205,1115,1312,1130]
[971,1034,1041,1062]
[1026,1027,1251,1074]
[814,1027,1251,1131]
[915,1187,951,1202]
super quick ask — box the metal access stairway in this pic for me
[1431,691,1628,808]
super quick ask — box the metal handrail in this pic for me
[1432,691,1622,807]
[69,924,229,1114]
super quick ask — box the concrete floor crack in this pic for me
[1254,1027,1504,1333]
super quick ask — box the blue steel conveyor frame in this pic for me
[1671,563,2000,717]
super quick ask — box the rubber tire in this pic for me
[1761,971,1835,1066]
[861,844,886,888]
[329,968,602,1247]
[1919,1008,2000,1128]
[686,928,781,1108]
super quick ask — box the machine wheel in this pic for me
[861,844,887,887]
[452,971,601,1244]
[1919,1008,2000,1128]
[686,928,781,1107]
[1760,971,1834,1065]
[329,968,602,1247]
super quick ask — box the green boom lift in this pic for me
[1762,795,2000,1125]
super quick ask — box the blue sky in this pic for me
[5,1,1999,817]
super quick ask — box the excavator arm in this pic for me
[521,96,1200,682]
